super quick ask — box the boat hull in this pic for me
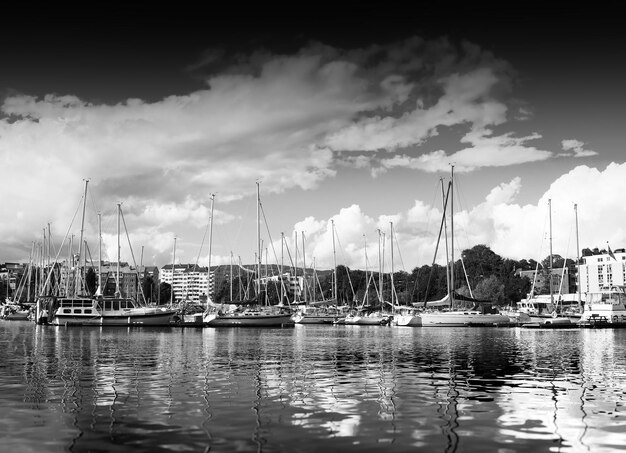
[420,311,510,327]
[343,314,391,325]
[204,313,295,327]
[51,308,176,326]
[294,314,339,324]
[394,314,422,326]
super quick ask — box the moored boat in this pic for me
[204,305,294,327]
[579,285,626,327]
[43,296,175,326]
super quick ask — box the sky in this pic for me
[1,2,625,273]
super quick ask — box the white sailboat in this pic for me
[420,167,510,327]
[203,182,294,327]
[518,200,579,328]
[41,182,176,326]
[343,230,392,326]
[292,231,346,324]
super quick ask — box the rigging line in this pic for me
[120,206,147,305]
[259,202,292,303]
[409,178,444,302]
[194,216,211,269]
[38,195,84,296]
[333,226,357,299]
[421,180,452,306]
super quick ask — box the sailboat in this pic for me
[40,182,176,326]
[203,182,294,327]
[420,167,510,327]
[293,223,348,324]
[518,200,579,328]
[343,230,392,326]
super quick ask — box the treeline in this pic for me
[207,244,578,307]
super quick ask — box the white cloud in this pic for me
[283,163,626,273]
[560,139,597,157]
[0,36,605,267]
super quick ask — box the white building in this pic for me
[578,249,626,293]
[160,264,211,303]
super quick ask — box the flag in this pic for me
[608,243,617,260]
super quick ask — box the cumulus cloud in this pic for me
[284,164,626,272]
[0,36,601,265]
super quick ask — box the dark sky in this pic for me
[2,2,624,103]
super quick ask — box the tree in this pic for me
[85,268,97,295]
[142,275,155,303]
[158,282,172,305]
[473,275,505,304]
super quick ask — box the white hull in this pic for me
[342,313,391,325]
[51,307,176,326]
[420,311,510,327]
[394,314,422,326]
[41,297,176,326]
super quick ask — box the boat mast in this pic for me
[450,165,455,309]
[207,193,215,308]
[363,234,369,306]
[230,251,233,302]
[331,220,337,304]
[256,182,262,302]
[378,229,383,309]
[98,212,102,296]
[171,236,177,307]
[390,221,395,313]
[302,231,307,306]
[75,179,89,297]
[116,203,121,297]
[575,203,581,308]
[441,178,451,309]
[294,231,298,303]
[549,198,553,307]
[280,233,284,304]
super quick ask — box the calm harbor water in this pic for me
[1,322,625,453]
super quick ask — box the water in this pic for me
[1,322,625,453]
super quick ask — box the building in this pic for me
[518,267,572,295]
[578,248,626,293]
[160,264,210,303]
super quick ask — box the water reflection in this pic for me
[1,322,625,452]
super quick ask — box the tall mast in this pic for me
[378,229,382,307]
[207,193,215,307]
[139,245,144,302]
[280,233,284,305]
[256,182,262,301]
[390,221,395,312]
[116,203,121,297]
[575,203,581,308]
[229,251,233,301]
[294,231,298,302]
[98,213,102,296]
[331,220,337,304]
[75,179,89,297]
[441,178,451,307]
[171,236,177,306]
[549,198,553,306]
[302,231,307,305]
[364,234,369,306]
[450,165,455,308]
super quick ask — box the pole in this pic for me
[331,220,337,304]
[549,198,553,306]
[575,203,581,308]
[450,165,455,308]
[207,194,215,308]
[171,237,177,307]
